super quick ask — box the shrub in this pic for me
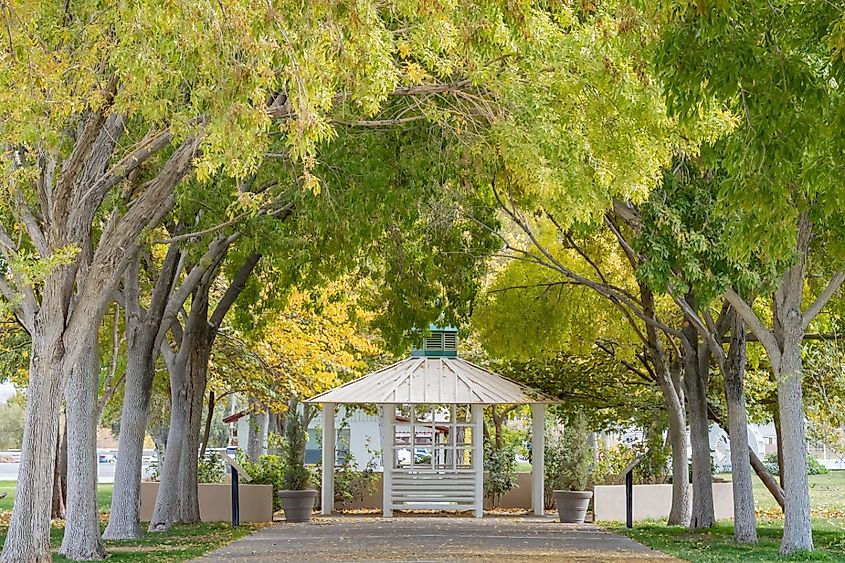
[544,425,567,508]
[560,411,592,491]
[809,455,830,475]
[592,431,670,486]
[283,406,311,491]
[197,451,225,483]
[544,411,593,508]
[763,453,829,476]
[484,443,518,507]
[238,451,286,511]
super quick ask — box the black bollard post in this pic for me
[231,466,240,527]
[625,468,633,529]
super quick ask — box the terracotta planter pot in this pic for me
[279,489,318,523]
[553,490,593,523]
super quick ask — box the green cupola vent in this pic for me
[412,326,458,357]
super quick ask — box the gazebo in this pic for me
[305,327,555,518]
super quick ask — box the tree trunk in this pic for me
[749,448,784,509]
[105,247,180,539]
[52,414,67,520]
[771,228,814,554]
[148,353,191,532]
[102,338,157,539]
[149,250,258,531]
[659,366,691,526]
[246,408,269,463]
[2,325,65,562]
[724,312,757,544]
[773,409,785,490]
[683,307,715,530]
[774,321,813,553]
[200,391,216,458]
[685,363,715,528]
[176,334,211,524]
[60,329,106,560]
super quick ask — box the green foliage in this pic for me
[655,0,845,264]
[0,398,25,450]
[197,452,225,484]
[0,323,29,387]
[635,160,776,304]
[763,453,829,477]
[593,440,670,486]
[545,412,593,505]
[483,444,518,508]
[808,457,829,476]
[560,412,593,492]
[330,449,380,510]
[488,354,665,431]
[238,451,286,512]
[282,406,310,491]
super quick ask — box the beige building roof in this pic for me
[305,357,555,405]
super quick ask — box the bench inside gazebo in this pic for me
[305,327,554,518]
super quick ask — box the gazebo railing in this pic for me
[390,468,477,511]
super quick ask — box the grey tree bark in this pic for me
[772,291,813,554]
[52,414,67,520]
[103,247,181,540]
[149,253,261,531]
[660,363,691,526]
[683,313,715,530]
[177,317,212,524]
[0,103,199,561]
[724,310,757,544]
[642,288,690,527]
[247,407,269,463]
[724,214,845,554]
[148,339,192,532]
[2,320,66,562]
[60,329,106,560]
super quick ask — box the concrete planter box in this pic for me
[140,481,273,523]
[594,483,734,522]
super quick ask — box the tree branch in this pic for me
[803,271,845,330]
[209,252,261,332]
[723,289,781,368]
[266,81,472,119]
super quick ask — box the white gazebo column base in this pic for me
[321,403,336,516]
[471,403,484,518]
[382,404,395,518]
[531,403,546,516]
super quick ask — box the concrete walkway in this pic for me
[195,515,678,562]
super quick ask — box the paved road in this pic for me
[195,515,678,562]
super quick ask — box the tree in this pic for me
[656,1,845,552]
[472,226,694,526]
[633,160,766,541]
[2,2,590,558]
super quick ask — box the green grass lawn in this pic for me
[714,471,845,518]
[615,519,845,562]
[0,481,261,561]
[608,472,845,562]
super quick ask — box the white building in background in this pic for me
[710,424,766,471]
[305,406,382,470]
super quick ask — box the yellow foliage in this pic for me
[210,281,382,413]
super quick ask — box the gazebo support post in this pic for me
[321,403,335,516]
[532,403,546,516]
[471,403,484,518]
[382,404,395,518]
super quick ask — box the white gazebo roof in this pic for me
[305,356,554,405]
